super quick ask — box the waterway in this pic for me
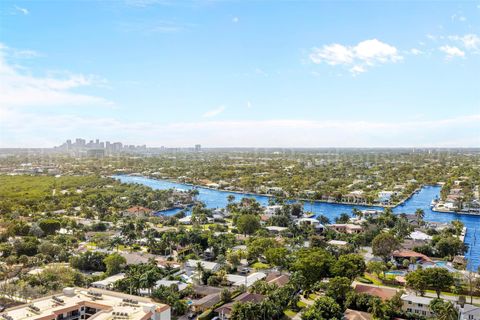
[114,175,480,271]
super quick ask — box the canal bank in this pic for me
[141,174,424,209]
[113,175,480,271]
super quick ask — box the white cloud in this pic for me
[350,65,366,75]
[0,43,112,108]
[202,105,225,118]
[14,6,29,15]
[451,13,466,22]
[310,39,402,74]
[409,48,423,55]
[118,20,189,34]
[232,17,239,23]
[246,101,252,108]
[449,34,480,51]
[310,43,354,65]
[353,39,402,64]
[439,45,465,58]
[254,68,268,76]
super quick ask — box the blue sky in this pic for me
[0,0,479,147]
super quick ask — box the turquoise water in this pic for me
[385,270,406,276]
[114,175,480,271]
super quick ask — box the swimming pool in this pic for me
[385,270,406,276]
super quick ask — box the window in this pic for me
[418,303,423,307]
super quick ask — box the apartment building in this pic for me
[2,287,170,320]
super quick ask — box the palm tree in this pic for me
[109,236,122,252]
[352,208,363,220]
[195,262,204,284]
[430,298,459,320]
[415,208,425,225]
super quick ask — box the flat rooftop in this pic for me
[3,287,169,320]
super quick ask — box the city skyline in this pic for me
[1,1,479,148]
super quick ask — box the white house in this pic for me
[296,218,325,232]
[401,294,434,318]
[178,216,192,224]
[227,272,267,287]
[264,205,283,215]
[459,304,480,320]
[378,191,394,203]
[185,260,221,274]
[91,273,126,290]
[409,231,433,241]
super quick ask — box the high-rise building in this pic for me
[195,144,201,152]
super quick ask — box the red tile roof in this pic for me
[344,309,372,320]
[354,284,397,301]
[393,249,432,263]
[214,293,265,316]
[126,206,153,214]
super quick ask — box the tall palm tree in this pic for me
[415,208,425,225]
[437,301,458,320]
[430,299,459,320]
[352,208,363,220]
[195,262,204,284]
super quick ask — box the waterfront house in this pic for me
[329,223,363,234]
[408,230,433,241]
[264,205,283,215]
[392,249,432,264]
[361,210,383,219]
[123,206,153,218]
[265,226,289,234]
[343,190,367,204]
[178,216,192,224]
[378,191,394,204]
[296,218,325,233]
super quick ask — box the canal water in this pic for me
[114,175,480,271]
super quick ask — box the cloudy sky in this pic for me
[0,1,479,148]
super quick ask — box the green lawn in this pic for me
[363,273,383,285]
[284,309,297,318]
[308,293,319,300]
[251,262,270,270]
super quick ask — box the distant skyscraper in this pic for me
[195,144,201,152]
